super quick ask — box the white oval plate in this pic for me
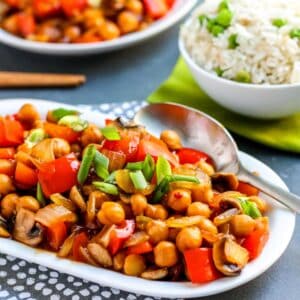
[0,0,196,56]
[0,99,296,298]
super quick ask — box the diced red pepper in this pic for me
[242,228,269,260]
[33,0,61,18]
[15,162,38,187]
[0,148,15,159]
[237,181,259,196]
[37,153,80,197]
[61,0,87,17]
[135,135,178,166]
[108,220,135,255]
[102,131,140,162]
[165,0,174,8]
[0,117,24,147]
[143,0,168,19]
[17,13,36,37]
[177,147,213,165]
[47,221,68,250]
[72,232,89,262]
[44,122,80,144]
[184,248,221,283]
[127,241,153,255]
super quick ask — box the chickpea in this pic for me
[0,159,15,176]
[1,193,18,218]
[113,251,126,271]
[197,217,218,235]
[17,104,40,127]
[130,194,147,216]
[125,0,143,14]
[53,138,71,158]
[160,130,182,150]
[97,201,125,225]
[83,8,104,29]
[117,11,139,33]
[98,20,120,40]
[16,196,40,213]
[64,25,81,42]
[0,174,15,196]
[145,204,168,220]
[167,189,191,212]
[146,220,168,244]
[154,241,178,267]
[2,15,18,35]
[176,226,202,253]
[196,160,215,176]
[123,254,146,276]
[187,202,211,218]
[81,124,103,147]
[230,214,256,237]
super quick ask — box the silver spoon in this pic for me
[134,102,300,213]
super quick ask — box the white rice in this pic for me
[181,0,300,84]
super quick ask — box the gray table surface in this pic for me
[0,17,299,300]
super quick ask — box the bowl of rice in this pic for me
[179,0,300,119]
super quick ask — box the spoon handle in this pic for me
[238,165,300,213]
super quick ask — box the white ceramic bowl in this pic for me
[179,31,300,119]
[0,0,196,56]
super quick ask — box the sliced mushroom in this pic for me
[211,173,239,192]
[123,231,149,248]
[213,208,240,227]
[50,193,77,212]
[0,215,10,238]
[58,232,76,258]
[87,243,113,267]
[217,193,243,213]
[141,268,168,280]
[213,236,249,276]
[79,246,98,266]
[91,224,116,248]
[69,186,86,213]
[13,208,43,246]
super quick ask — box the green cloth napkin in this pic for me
[148,58,300,153]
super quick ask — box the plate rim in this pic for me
[0,98,296,298]
[0,0,197,55]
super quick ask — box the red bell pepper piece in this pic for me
[0,117,24,147]
[15,162,38,187]
[108,220,135,255]
[37,153,80,197]
[242,228,269,260]
[237,181,259,196]
[0,148,15,159]
[33,0,61,18]
[184,248,220,283]
[44,122,80,144]
[61,0,87,17]
[135,135,178,166]
[17,13,36,37]
[143,0,168,19]
[165,0,174,8]
[73,232,89,262]
[102,132,140,162]
[47,221,67,250]
[177,147,213,165]
[127,241,153,255]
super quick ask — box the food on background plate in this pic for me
[0,103,269,283]
[181,0,300,84]
[0,0,173,43]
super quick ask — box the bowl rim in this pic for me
[0,0,197,55]
[178,19,300,90]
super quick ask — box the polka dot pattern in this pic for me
[0,101,177,300]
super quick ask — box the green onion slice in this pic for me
[151,175,200,203]
[36,182,46,207]
[101,126,120,141]
[94,151,109,180]
[51,108,79,121]
[238,197,262,219]
[156,156,172,184]
[25,128,47,148]
[93,182,119,195]
[77,145,96,185]
[58,115,88,132]
[105,171,117,184]
[126,161,144,171]
[129,170,148,190]
[142,154,155,181]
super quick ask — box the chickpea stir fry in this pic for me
[0,104,269,283]
[0,0,173,43]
